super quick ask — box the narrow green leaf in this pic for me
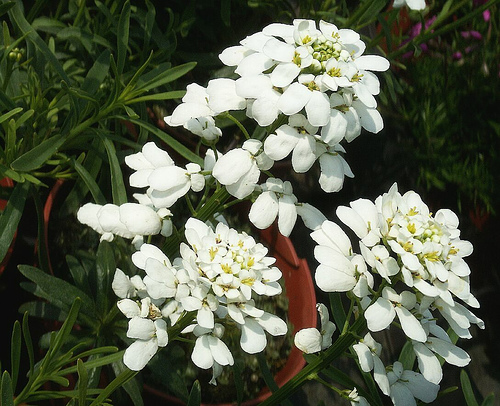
[82,49,111,95]
[143,0,155,50]
[14,109,34,129]
[329,292,346,330]
[0,181,29,264]
[461,370,480,406]
[186,380,201,406]
[101,136,127,205]
[121,116,203,165]
[116,1,131,75]
[126,90,186,104]
[18,265,96,317]
[96,241,116,315]
[6,1,70,83]
[10,134,66,171]
[45,298,82,361]
[59,351,124,376]
[111,360,144,406]
[77,359,88,406]
[0,107,23,124]
[481,393,496,406]
[66,255,91,297]
[398,340,416,370]
[22,312,35,378]
[69,157,107,205]
[135,61,196,92]
[89,369,137,406]
[0,2,15,18]
[9,320,21,393]
[1,371,15,406]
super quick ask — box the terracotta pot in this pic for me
[144,224,317,405]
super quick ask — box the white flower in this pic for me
[181,286,219,329]
[294,303,336,353]
[117,297,169,371]
[112,268,147,299]
[387,361,439,406]
[239,311,288,354]
[277,74,330,127]
[317,145,354,193]
[263,114,318,173]
[353,333,390,395]
[393,0,426,11]
[76,202,166,242]
[125,142,174,188]
[235,75,281,126]
[184,116,222,141]
[147,162,205,208]
[212,140,266,199]
[348,388,370,406]
[191,324,234,372]
[336,197,382,247]
[364,287,427,342]
[248,178,298,237]
[164,83,213,127]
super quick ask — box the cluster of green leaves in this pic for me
[0,300,128,406]
[6,242,143,405]
[0,0,198,269]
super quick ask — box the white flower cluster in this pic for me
[111,217,287,383]
[165,19,389,200]
[306,182,484,405]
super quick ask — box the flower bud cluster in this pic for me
[309,182,483,405]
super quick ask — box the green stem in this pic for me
[218,112,251,140]
[258,316,367,406]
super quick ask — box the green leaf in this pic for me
[398,340,416,370]
[77,359,88,406]
[0,181,29,264]
[96,241,116,315]
[14,109,35,130]
[1,371,14,406]
[461,370,480,406]
[69,157,107,205]
[10,320,21,393]
[135,61,196,92]
[116,1,131,75]
[10,134,66,171]
[328,292,346,330]
[66,255,91,297]
[101,136,127,205]
[126,90,186,104]
[22,312,35,378]
[481,393,496,406]
[18,265,96,317]
[89,369,137,406]
[186,380,201,406]
[6,1,70,83]
[44,298,82,361]
[0,107,23,124]
[0,2,14,18]
[58,351,124,376]
[81,49,111,95]
[121,117,203,165]
[111,360,144,406]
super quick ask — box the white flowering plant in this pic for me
[1,0,497,405]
